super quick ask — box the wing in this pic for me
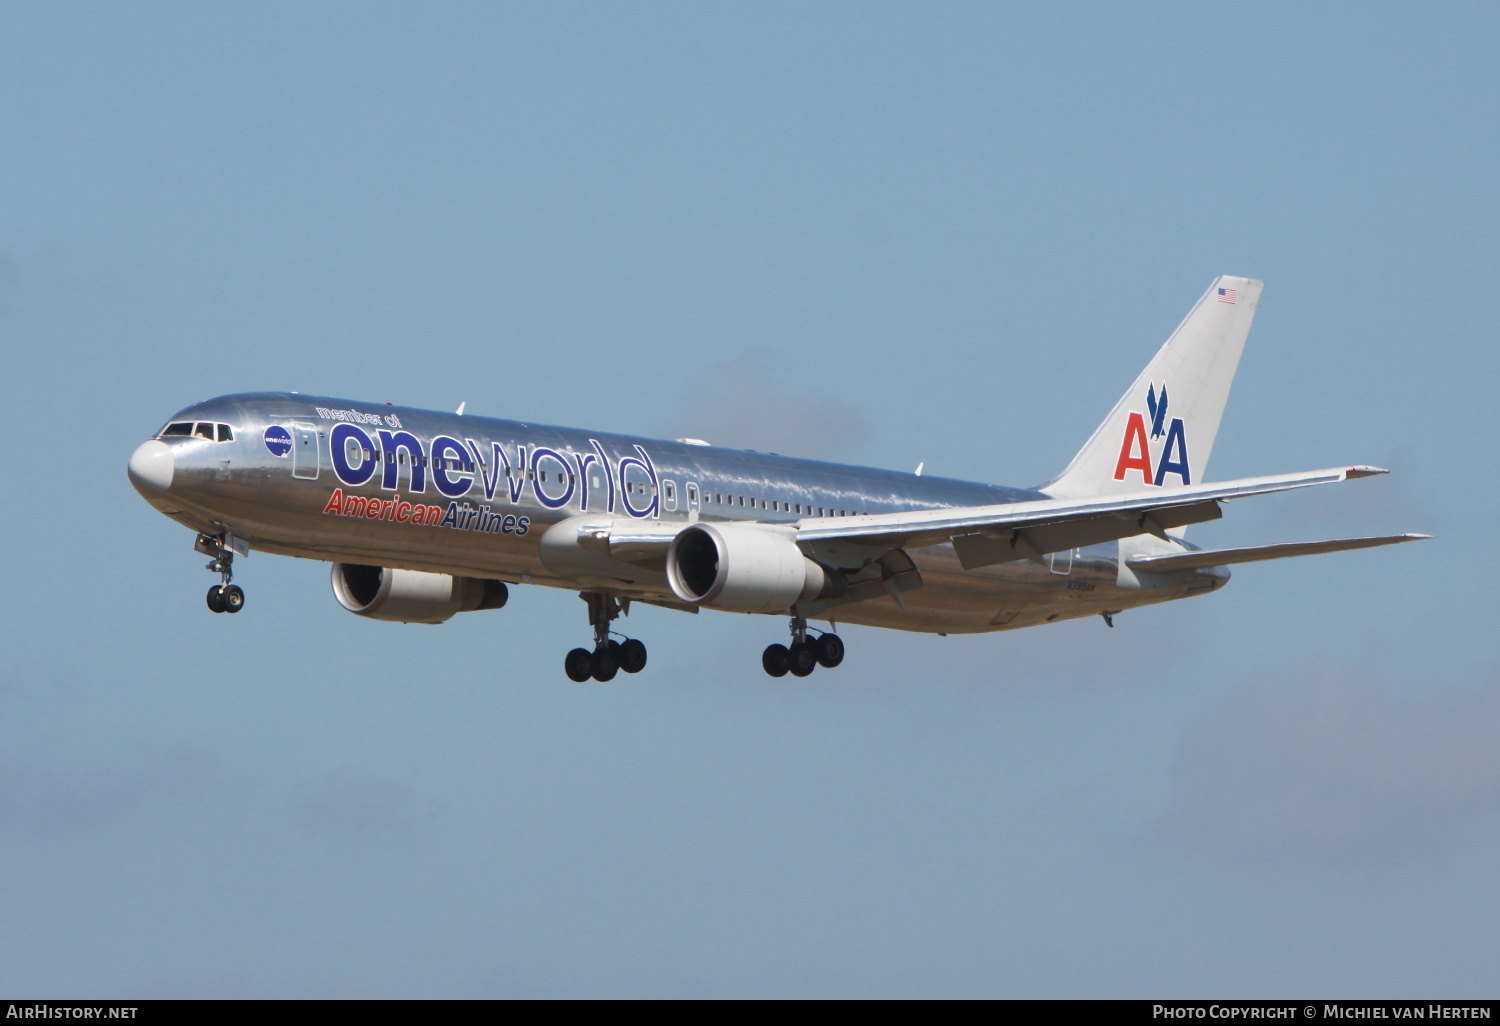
[794,465,1390,570]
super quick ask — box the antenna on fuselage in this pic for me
[914,462,924,476]
[456,402,466,415]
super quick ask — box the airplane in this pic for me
[126,275,1425,682]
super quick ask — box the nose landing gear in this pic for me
[198,532,246,614]
[762,615,844,678]
[206,583,245,614]
[565,592,649,682]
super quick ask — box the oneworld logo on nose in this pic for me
[1113,383,1190,486]
[264,425,292,457]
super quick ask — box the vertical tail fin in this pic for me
[1041,275,1262,499]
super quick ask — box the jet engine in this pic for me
[331,563,509,624]
[666,523,826,614]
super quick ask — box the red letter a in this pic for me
[1113,412,1154,484]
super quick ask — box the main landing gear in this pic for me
[198,533,245,614]
[762,615,844,678]
[565,592,648,683]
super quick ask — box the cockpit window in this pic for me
[160,421,237,441]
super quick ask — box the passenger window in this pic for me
[194,423,215,440]
[162,423,192,437]
[217,424,234,441]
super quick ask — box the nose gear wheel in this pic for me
[199,534,246,614]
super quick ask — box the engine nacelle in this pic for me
[666,523,826,614]
[331,563,509,624]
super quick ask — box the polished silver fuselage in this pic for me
[135,392,1224,633]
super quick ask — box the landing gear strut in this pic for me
[565,592,648,682]
[763,615,843,678]
[198,533,245,614]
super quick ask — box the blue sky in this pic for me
[1,2,1495,997]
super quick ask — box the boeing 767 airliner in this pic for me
[127,276,1425,681]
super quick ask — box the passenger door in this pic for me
[292,423,320,480]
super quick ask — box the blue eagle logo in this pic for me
[1146,383,1169,440]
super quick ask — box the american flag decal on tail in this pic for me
[1217,287,1237,304]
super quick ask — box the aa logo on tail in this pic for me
[1114,383,1190,486]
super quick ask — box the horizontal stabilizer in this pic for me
[796,465,1389,566]
[1125,533,1430,574]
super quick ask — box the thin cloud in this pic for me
[670,350,871,462]
[0,747,213,839]
[0,251,19,319]
[1153,673,1500,866]
[292,772,443,837]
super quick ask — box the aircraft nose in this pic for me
[128,439,175,498]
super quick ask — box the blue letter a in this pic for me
[1154,418,1190,486]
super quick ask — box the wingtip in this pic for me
[1344,465,1389,479]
